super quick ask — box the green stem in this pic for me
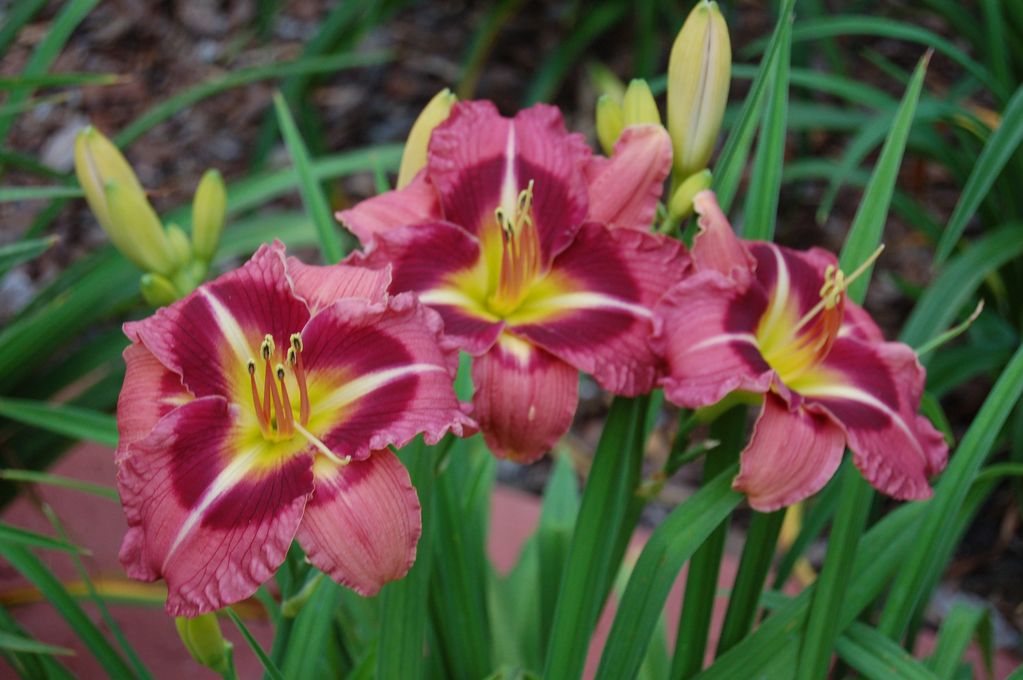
[715,508,785,656]
[669,406,746,680]
[795,462,873,680]
[543,395,650,680]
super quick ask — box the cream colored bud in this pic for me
[175,614,232,674]
[667,0,731,178]
[103,180,175,275]
[397,89,457,189]
[595,94,625,156]
[191,169,226,262]
[622,79,661,127]
[669,169,713,221]
[140,272,180,307]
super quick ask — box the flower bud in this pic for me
[175,614,232,674]
[622,79,661,127]
[165,224,192,270]
[103,180,175,275]
[668,169,713,221]
[140,272,180,307]
[75,126,174,275]
[667,0,731,178]
[397,88,457,189]
[191,169,226,262]
[595,94,625,156]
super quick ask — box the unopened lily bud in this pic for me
[175,614,232,674]
[668,169,713,221]
[140,272,180,307]
[667,0,731,178]
[595,94,625,156]
[165,224,192,269]
[74,126,145,232]
[587,61,627,103]
[191,169,226,262]
[622,79,661,127]
[103,180,175,276]
[397,88,457,189]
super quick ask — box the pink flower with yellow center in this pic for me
[653,191,948,511]
[338,101,690,463]
[115,242,474,616]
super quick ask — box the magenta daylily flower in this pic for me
[653,191,948,511]
[114,242,474,616]
[338,101,689,463]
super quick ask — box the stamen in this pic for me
[248,359,270,436]
[276,364,295,436]
[290,332,303,354]
[265,360,286,435]
[289,345,311,426]
[260,334,276,361]
[791,245,885,336]
[293,421,351,466]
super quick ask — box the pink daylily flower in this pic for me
[115,242,474,616]
[653,191,948,511]
[338,101,689,463]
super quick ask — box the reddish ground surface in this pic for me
[1,443,1018,678]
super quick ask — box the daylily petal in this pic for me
[297,450,420,596]
[117,397,314,616]
[335,170,442,247]
[285,256,391,312]
[653,271,774,407]
[472,334,578,464]
[125,242,310,399]
[301,293,475,459]
[428,101,591,262]
[510,222,689,395]
[691,190,756,279]
[749,242,838,322]
[116,342,193,463]
[349,220,505,354]
[584,124,672,231]
[796,338,948,500]
[733,392,846,511]
[840,300,885,343]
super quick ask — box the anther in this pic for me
[290,333,302,353]
[260,334,276,361]
[792,245,885,336]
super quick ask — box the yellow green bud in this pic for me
[165,224,192,270]
[140,272,180,307]
[175,614,232,674]
[397,88,457,189]
[103,180,175,275]
[75,126,174,275]
[595,94,625,156]
[622,79,661,127]
[191,169,226,262]
[667,0,731,178]
[668,169,713,221]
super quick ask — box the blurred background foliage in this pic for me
[0,0,1021,677]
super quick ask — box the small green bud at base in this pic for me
[595,94,625,156]
[175,613,232,674]
[140,273,180,307]
[669,169,713,221]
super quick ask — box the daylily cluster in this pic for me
[111,0,947,619]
